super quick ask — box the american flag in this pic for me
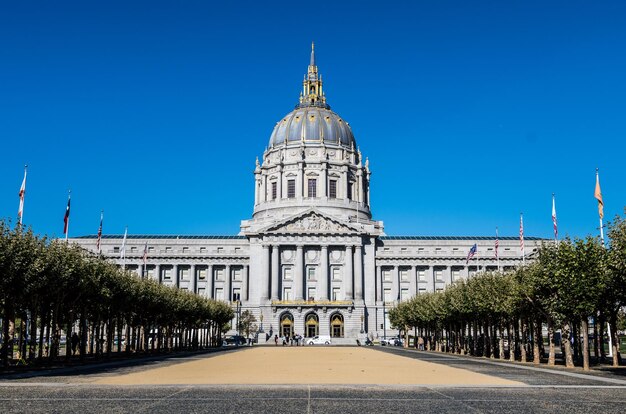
[17,166,27,225]
[495,228,499,259]
[96,211,103,253]
[63,195,71,234]
[519,213,524,257]
[552,194,558,241]
[466,244,477,264]
[142,241,148,266]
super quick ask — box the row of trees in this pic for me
[389,214,626,370]
[0,220,235,367]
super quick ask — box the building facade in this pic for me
[71,45,542,343]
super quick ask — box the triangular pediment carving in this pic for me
[262,209,357,234]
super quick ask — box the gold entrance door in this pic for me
[305,313,319,338]
[280,313,294,338]
[330,313,344,338]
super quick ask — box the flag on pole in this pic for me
[595,170,604,219]
[63,194,71,234]
[552,193,558,241]
[120,227,127,260]
[17,165,27,225]
[142,241,148,266]
[519,213,526,261]
[96,210,103,253]
[495,227,499,259]
[466,244,477,264]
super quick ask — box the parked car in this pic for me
[380,336,403,346]
[223,335,247,346]
[307,335,331,345]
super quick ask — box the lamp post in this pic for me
[382,302,387,341]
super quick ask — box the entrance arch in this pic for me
[305,313,319,338]
[280,312,294,338]
[330,312,344,338]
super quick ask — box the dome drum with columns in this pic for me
[69,44,543,344]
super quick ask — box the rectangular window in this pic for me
[419,287,426,294]
[452,269,461,282]
[197,287,206,296]
[283,267,292,280]
[347,182,353,200]
[283,287,292,300]
[215,288,224,301]
[400,269,408,281]
[200,247,206,253]
[329,180,337,198]
[113,247,120,253]
[307,267,316,280]
[182,247,189,253]
[180,267,190,280]
[400,288,409,301]
[198,267,207,280]
[146,266,155,278]
[332,287,341,301]
[307,178,317,198]
[383,288,392,302]
[418,270,426,281]
[332,267,341,280]
[148,247,155,253]
[163,267,172,280]
[287,179,296,198]
[232,288,241,302]
[271,181,277,200]
[130,247,137,253]
[165,247,172,253]
[307,287,315,301]
[233,268,242,281]
[435,269,444,282]
[383,269,391,281]
[215,269,224,281]
[217,247,224,253]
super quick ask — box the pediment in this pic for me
[261,209,358,235]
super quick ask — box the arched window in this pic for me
[305,313,319,338]
[280,312,294,338]
[330,313,344,338]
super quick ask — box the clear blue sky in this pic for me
[1,1,625,240]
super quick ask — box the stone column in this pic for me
[242,265,249,301]
[344,245,353,300]
[260,245,270,301]
[295,245,304,300]
[173,264,179,288]
[155,264,161,283]
[207,264,214,298]
[376,265,382,302]
[319,245,329,300]
[410,265,417,297]
[354,245,363,300]
[321,163,327,198]
[271,245,280,300]
[277,166,283,199]
[191,264,196,294]
[296,162,303,201]
[225,264,231,302]
[392,265,399,302]
[428,266,435,293]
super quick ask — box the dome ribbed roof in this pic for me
[268,107,355,148]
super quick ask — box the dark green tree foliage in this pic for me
[0,220,234,367]
[389,212,625,369]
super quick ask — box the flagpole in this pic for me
[596,168,605,247]
[496,227,500,272]
[65,189,71,242]
[18,165,27,226]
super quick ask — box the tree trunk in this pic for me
[547,318,555,366]
[593,316,599,362]
[508,322,515,362]
[609,314,620,367]
[1,305,14,366]
[532,318,540,365]
[520,318,527,362]
[28,307,38,361]
[562,321,574,368]
[581,319,590,371]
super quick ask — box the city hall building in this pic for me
[71,46,542,343]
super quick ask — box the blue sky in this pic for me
[1,1,625,240]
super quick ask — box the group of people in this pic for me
[274,333,304,346]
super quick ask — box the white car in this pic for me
[307,335,331,345]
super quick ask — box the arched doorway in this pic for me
[280,313,294,338]
[330,313,344,338]
[305,313,319,338]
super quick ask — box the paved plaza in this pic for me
[1,347,625,413]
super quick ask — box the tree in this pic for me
[238,310,257,340]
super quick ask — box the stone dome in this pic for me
[268,107,355,148]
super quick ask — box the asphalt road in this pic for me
[1,347,625,413]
